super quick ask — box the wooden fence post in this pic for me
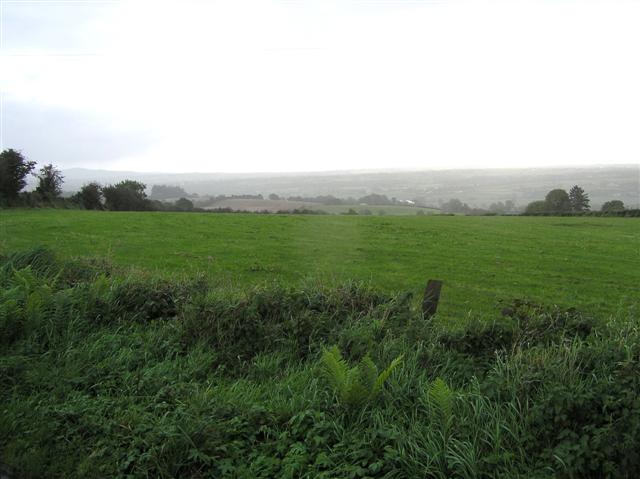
[422,279,443,318]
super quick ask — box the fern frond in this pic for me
[343,368,369,407]
[373,354,403,396]
[321,346,348,395]
[428,377,454,425]
[320,346,403,408]
[358,355,378,396]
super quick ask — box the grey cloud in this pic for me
[2,99,156,169]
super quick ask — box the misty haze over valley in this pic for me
[54,165,639,211]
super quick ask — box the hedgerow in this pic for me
[1,248,638,478]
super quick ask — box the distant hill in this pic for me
[53,165,639,210]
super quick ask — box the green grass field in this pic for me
[1,209,638,320]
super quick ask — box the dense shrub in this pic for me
[109,278,181,322]
[180,282,401,367]
[438,319,515,358]
[102,180,153,211]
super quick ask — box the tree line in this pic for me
[199,193,423,207]
[72,180,196,212]
[2,149,635,215]
[439,198,519,215]
[0,149,195,211]
[524,186,630,215]
[0,149,64,205]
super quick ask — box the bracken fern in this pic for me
[428,377,454,428]
[320,345,403,408]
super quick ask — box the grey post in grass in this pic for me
[422,280,443,318]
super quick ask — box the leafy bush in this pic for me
[109,278,181,322]
[439,320,515,358]
[438,300,595,360]
[522,338,640,477]
[180,282,399,366]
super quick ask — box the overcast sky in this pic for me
[1,0,639,173]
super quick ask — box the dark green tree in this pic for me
[102,180,151,211]
[525,200,548,214]
[489,201,507,214]
[504,200,516,212]
[569,185,590,211]
[150,184,188,200]
[544,189,571,212]
[34,164,64,199]
[0,149,36,203]
[601,200,625,213]
[174,197,194,211]
[441,198,469,213]
[73,182,103,210]
[357,193,393,206]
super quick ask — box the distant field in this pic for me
[202,198,437,215]
[202,198,314,212]
[312,204,439,215]
[1,209,638,320]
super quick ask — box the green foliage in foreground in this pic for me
[1,248,639,478]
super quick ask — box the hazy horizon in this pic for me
[59,162,639,176]
[2,0,639,173]
[38,164,638,210]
